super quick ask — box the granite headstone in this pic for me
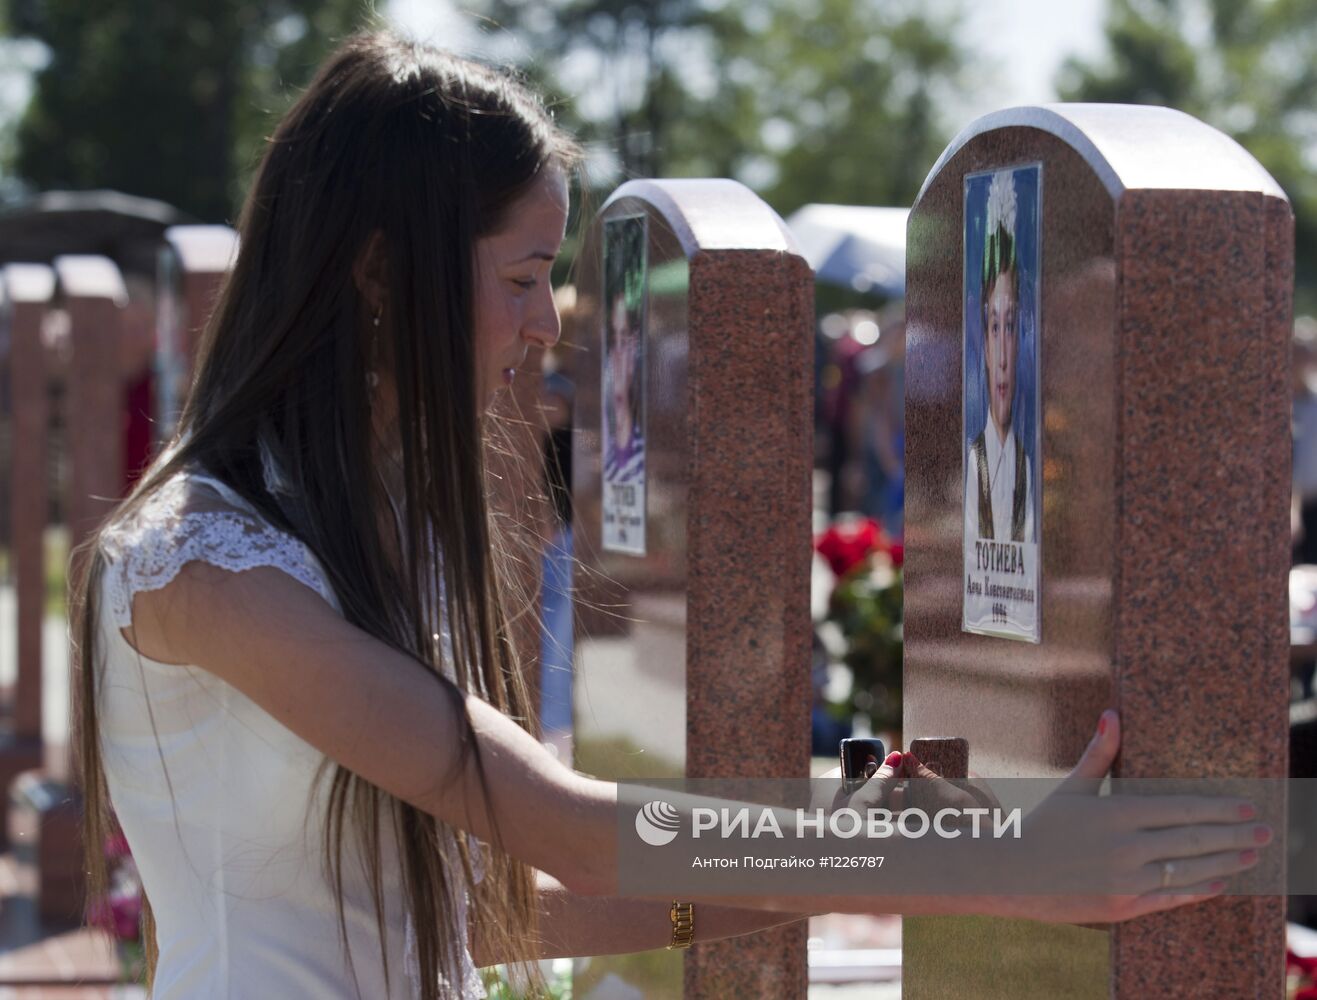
[572,179,814,998]
[903,104,1292,999]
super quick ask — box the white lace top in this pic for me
[96,459,487,999]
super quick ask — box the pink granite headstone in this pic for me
[12,255,131,920]
[571,179,814,997]
[54,255,128,556]
[0,264,55,848]
[903,105,1292,998]
[158,225,238,438]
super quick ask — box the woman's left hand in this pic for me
[813,750,904,814]
[889,750,1001,814]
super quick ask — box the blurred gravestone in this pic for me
[0,264,55,848]
[571,179,814,998]
[10,254,130,922]
[157,225,238,441]
[55,255,128,559]
[903,105,1292,998]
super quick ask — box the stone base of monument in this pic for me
[9,772,84,923]
[0,734,44,852]
[904,918,1109,1000]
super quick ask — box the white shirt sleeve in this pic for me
[99,470,340,631]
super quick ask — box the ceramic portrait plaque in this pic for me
[601,213,649,556]
[962,163,1042,642]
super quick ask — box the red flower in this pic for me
[815,518,886,578]
[1295,987,1317,1000]
[104,832,131,860]
[1290,948,1317,976]
[109,892,142,942]
[88,890,142,943]
[889,543,904,568]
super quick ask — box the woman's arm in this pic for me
[131,563,1268,922]
[129,561,605,891]
[468,872,815,967]
[129,561,884,904]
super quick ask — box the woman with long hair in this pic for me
[71,30,1269,1000]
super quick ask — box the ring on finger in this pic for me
[1159,860,1176,890]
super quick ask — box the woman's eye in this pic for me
[511,278,537,290]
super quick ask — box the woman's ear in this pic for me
[352,229,390,313]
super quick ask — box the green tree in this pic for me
[726,0,968,215]
[474,0,730,181]
[475,0,972,215]
[1057,0,1317,309]
[4,0,374,221]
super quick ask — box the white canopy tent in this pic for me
[784,203,909,296]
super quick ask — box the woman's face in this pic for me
[608,294,637,440]
[983,269,1018,438]
[473,167,570,405]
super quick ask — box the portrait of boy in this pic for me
[962,164,1042,641]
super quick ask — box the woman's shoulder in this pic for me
[100,464,271,566]
[99,464,340,632]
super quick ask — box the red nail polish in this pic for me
[885,751,902,765]
[1254,826,1272,845]
[1240,849,1258,865]
[1239,804,1256,821]
[1098,715,1108,736]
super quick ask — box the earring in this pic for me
[367,306,382,390]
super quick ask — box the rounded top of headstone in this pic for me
[165,225,240,274]
[603,179,801,258]
[0,189,191,276]
[2,262,55,304]
[916,104,1288,207]
[53,254,128,305]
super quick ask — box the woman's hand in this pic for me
[893,749,998,814]
[814,750,904,814]
[971,711,1268,924]
[817,747,995,816]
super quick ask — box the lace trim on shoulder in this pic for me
[100,474,338,630]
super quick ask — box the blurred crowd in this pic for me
[815,302,907,535]
[1291,317,1317,706]
[1296,316,1317,566]
[811,303,907,757]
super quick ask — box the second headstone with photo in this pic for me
[571,178,815,999]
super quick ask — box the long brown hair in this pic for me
[70,30,580,998]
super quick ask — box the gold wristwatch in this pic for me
[667,900,694,949]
